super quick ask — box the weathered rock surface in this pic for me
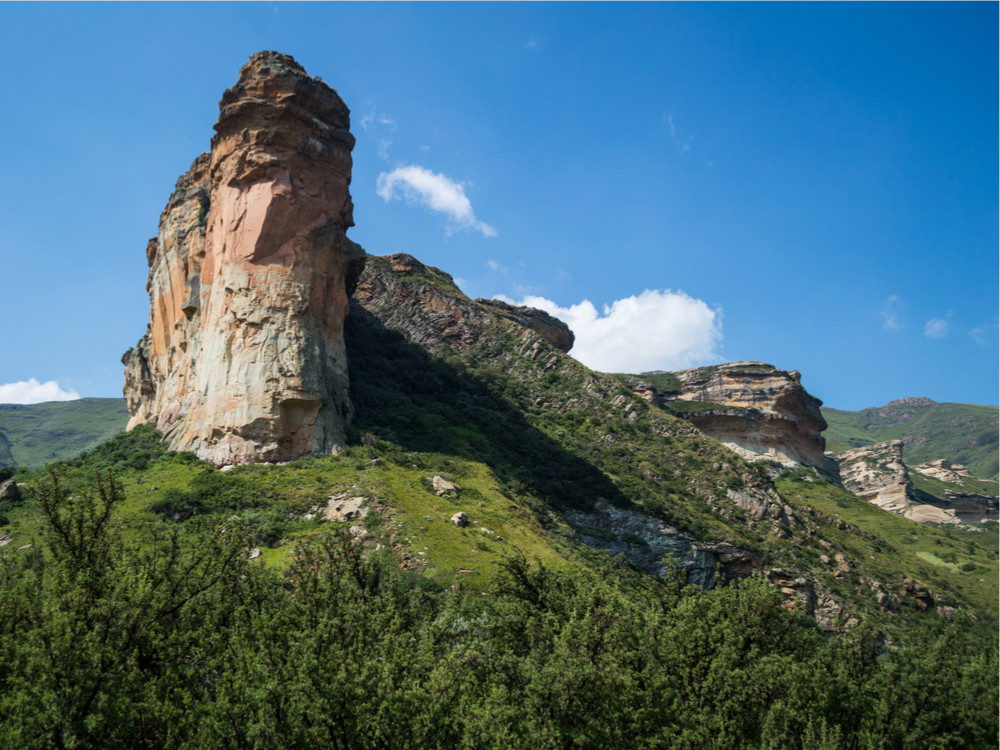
[933,492,999,524]
[475,298,574,352]
[563,499,764,588]
[828,441,984,524]
[323,493,369,523]
[352,254,573,356]
[124,51,364,466]
[640,362,828,466]
[431,476,460,496]
[911,458,973,484]
[0,480,21,503]
[833,441,916,514]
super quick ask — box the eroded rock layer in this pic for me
[124,52,364,465]
[826,441,988,524]
[655,362,828,466]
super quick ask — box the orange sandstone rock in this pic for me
[124,51,364,465]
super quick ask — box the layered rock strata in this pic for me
[124,51,364,465]
[829,441,975,524]
[644,362,828,466]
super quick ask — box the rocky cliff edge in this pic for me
[123,52,364,466]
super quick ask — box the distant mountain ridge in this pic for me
[0,398,128,468]
[822,399,998,480]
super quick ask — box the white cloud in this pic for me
[0,378,80,404]
[376,164,497,238]
[667,113,676,138]
[486,259,500,271]
[970,318,998,345]
[496,289,723,372]
[881,295,902,330]
[924,313,952,339]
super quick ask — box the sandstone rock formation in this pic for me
[929,492,998,525]
[123,51,364,466]
[911,458,973,484]
[639,362,827,466]
[833,441,915,514]
[828,441,979,524]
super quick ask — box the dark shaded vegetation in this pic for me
[345,314,629,515]
[345,314,765,548]
[0,471,996,749]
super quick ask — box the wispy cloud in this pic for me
[970,318,998,345]
[666,113,693,154]
[924,312,952,339]
[0,378,79,404]
[486,259,501,271]
[881,295,902,330]
[496,289,722,372]
[524,35,541,50]
[359,103,397,161]
[377,164,497,238]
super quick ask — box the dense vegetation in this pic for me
[1,261,996,746]
[1,469,996,749]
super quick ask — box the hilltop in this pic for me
[823,398,998,480]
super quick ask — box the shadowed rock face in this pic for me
[124,51,364,466]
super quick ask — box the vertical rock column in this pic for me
[124,51,365,465]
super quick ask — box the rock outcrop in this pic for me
[639,362,827,466]
[833,441,916,514]
[827,441,984,524]
[911,458,974,484]
[476,299,574,352]
[123,51,364,466]
[929,492,998,525]
[562,499,764,588]
[351,253,573,354]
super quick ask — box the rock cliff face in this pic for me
[123,52,364,466]
[827,441,989,524]
[832,441,917,515]
[644,362,828,466]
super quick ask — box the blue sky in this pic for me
[0,2,996,411]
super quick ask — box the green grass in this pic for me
[775,471,998,621]
[0,398,128,468]
[823,401,998,479]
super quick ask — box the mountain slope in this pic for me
[0,398,128,468]
[822,398,998,479]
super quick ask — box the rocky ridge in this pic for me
[346,253,923,628]
[629,362,828,467]
[123,52,364,466]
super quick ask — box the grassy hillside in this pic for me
[823,400,998,479]
[0,397,128,468]
[774,467,998,621]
